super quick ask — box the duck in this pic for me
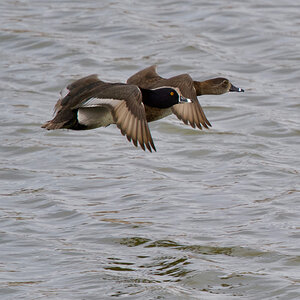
[127,65,244,129]
[42,75,191,152]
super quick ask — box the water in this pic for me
[1,0,299,299]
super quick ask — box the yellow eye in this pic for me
[170,91,174,96]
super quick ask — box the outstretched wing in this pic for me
[42,75,108,129]
[55,74,101,113]
[166,74,211,129]
[127,65,163,88]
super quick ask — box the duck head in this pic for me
[194,78,244,95]
[141,87,191,109]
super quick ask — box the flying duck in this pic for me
[42,75,191,152]
[127,65,244,129]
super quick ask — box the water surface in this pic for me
[0,0,299,299]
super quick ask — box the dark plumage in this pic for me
[127,65,244,129]
[42,75,191,152]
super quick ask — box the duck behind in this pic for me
[127,65,244,129]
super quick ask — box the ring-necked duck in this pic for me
[42,75,191,152]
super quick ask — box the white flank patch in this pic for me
[77,98,123,128]
[78,107,115,128]
[79,98,121,108]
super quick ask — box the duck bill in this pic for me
[229,84,244,92]
[179,95,192,103]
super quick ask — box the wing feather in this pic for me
[112,91,156,152]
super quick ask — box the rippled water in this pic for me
[1,0,300,299]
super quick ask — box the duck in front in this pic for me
[42,75,191,152]
[127,65,244,129]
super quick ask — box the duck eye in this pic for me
[170,91,174,96]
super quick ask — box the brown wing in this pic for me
[110,86,156,152]
[42,75,108,129]
[167,75,211,129]
[127,65,163,88]
[55,74,100,113]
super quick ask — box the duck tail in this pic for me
[41,120,66,130]
[41,109,76,130]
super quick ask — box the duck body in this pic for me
[42,75,190,152]
[127,65,244,129]
[143,105,173,123]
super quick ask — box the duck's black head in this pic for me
[141,87,191,109]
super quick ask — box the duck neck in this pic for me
[194,80,213,96]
